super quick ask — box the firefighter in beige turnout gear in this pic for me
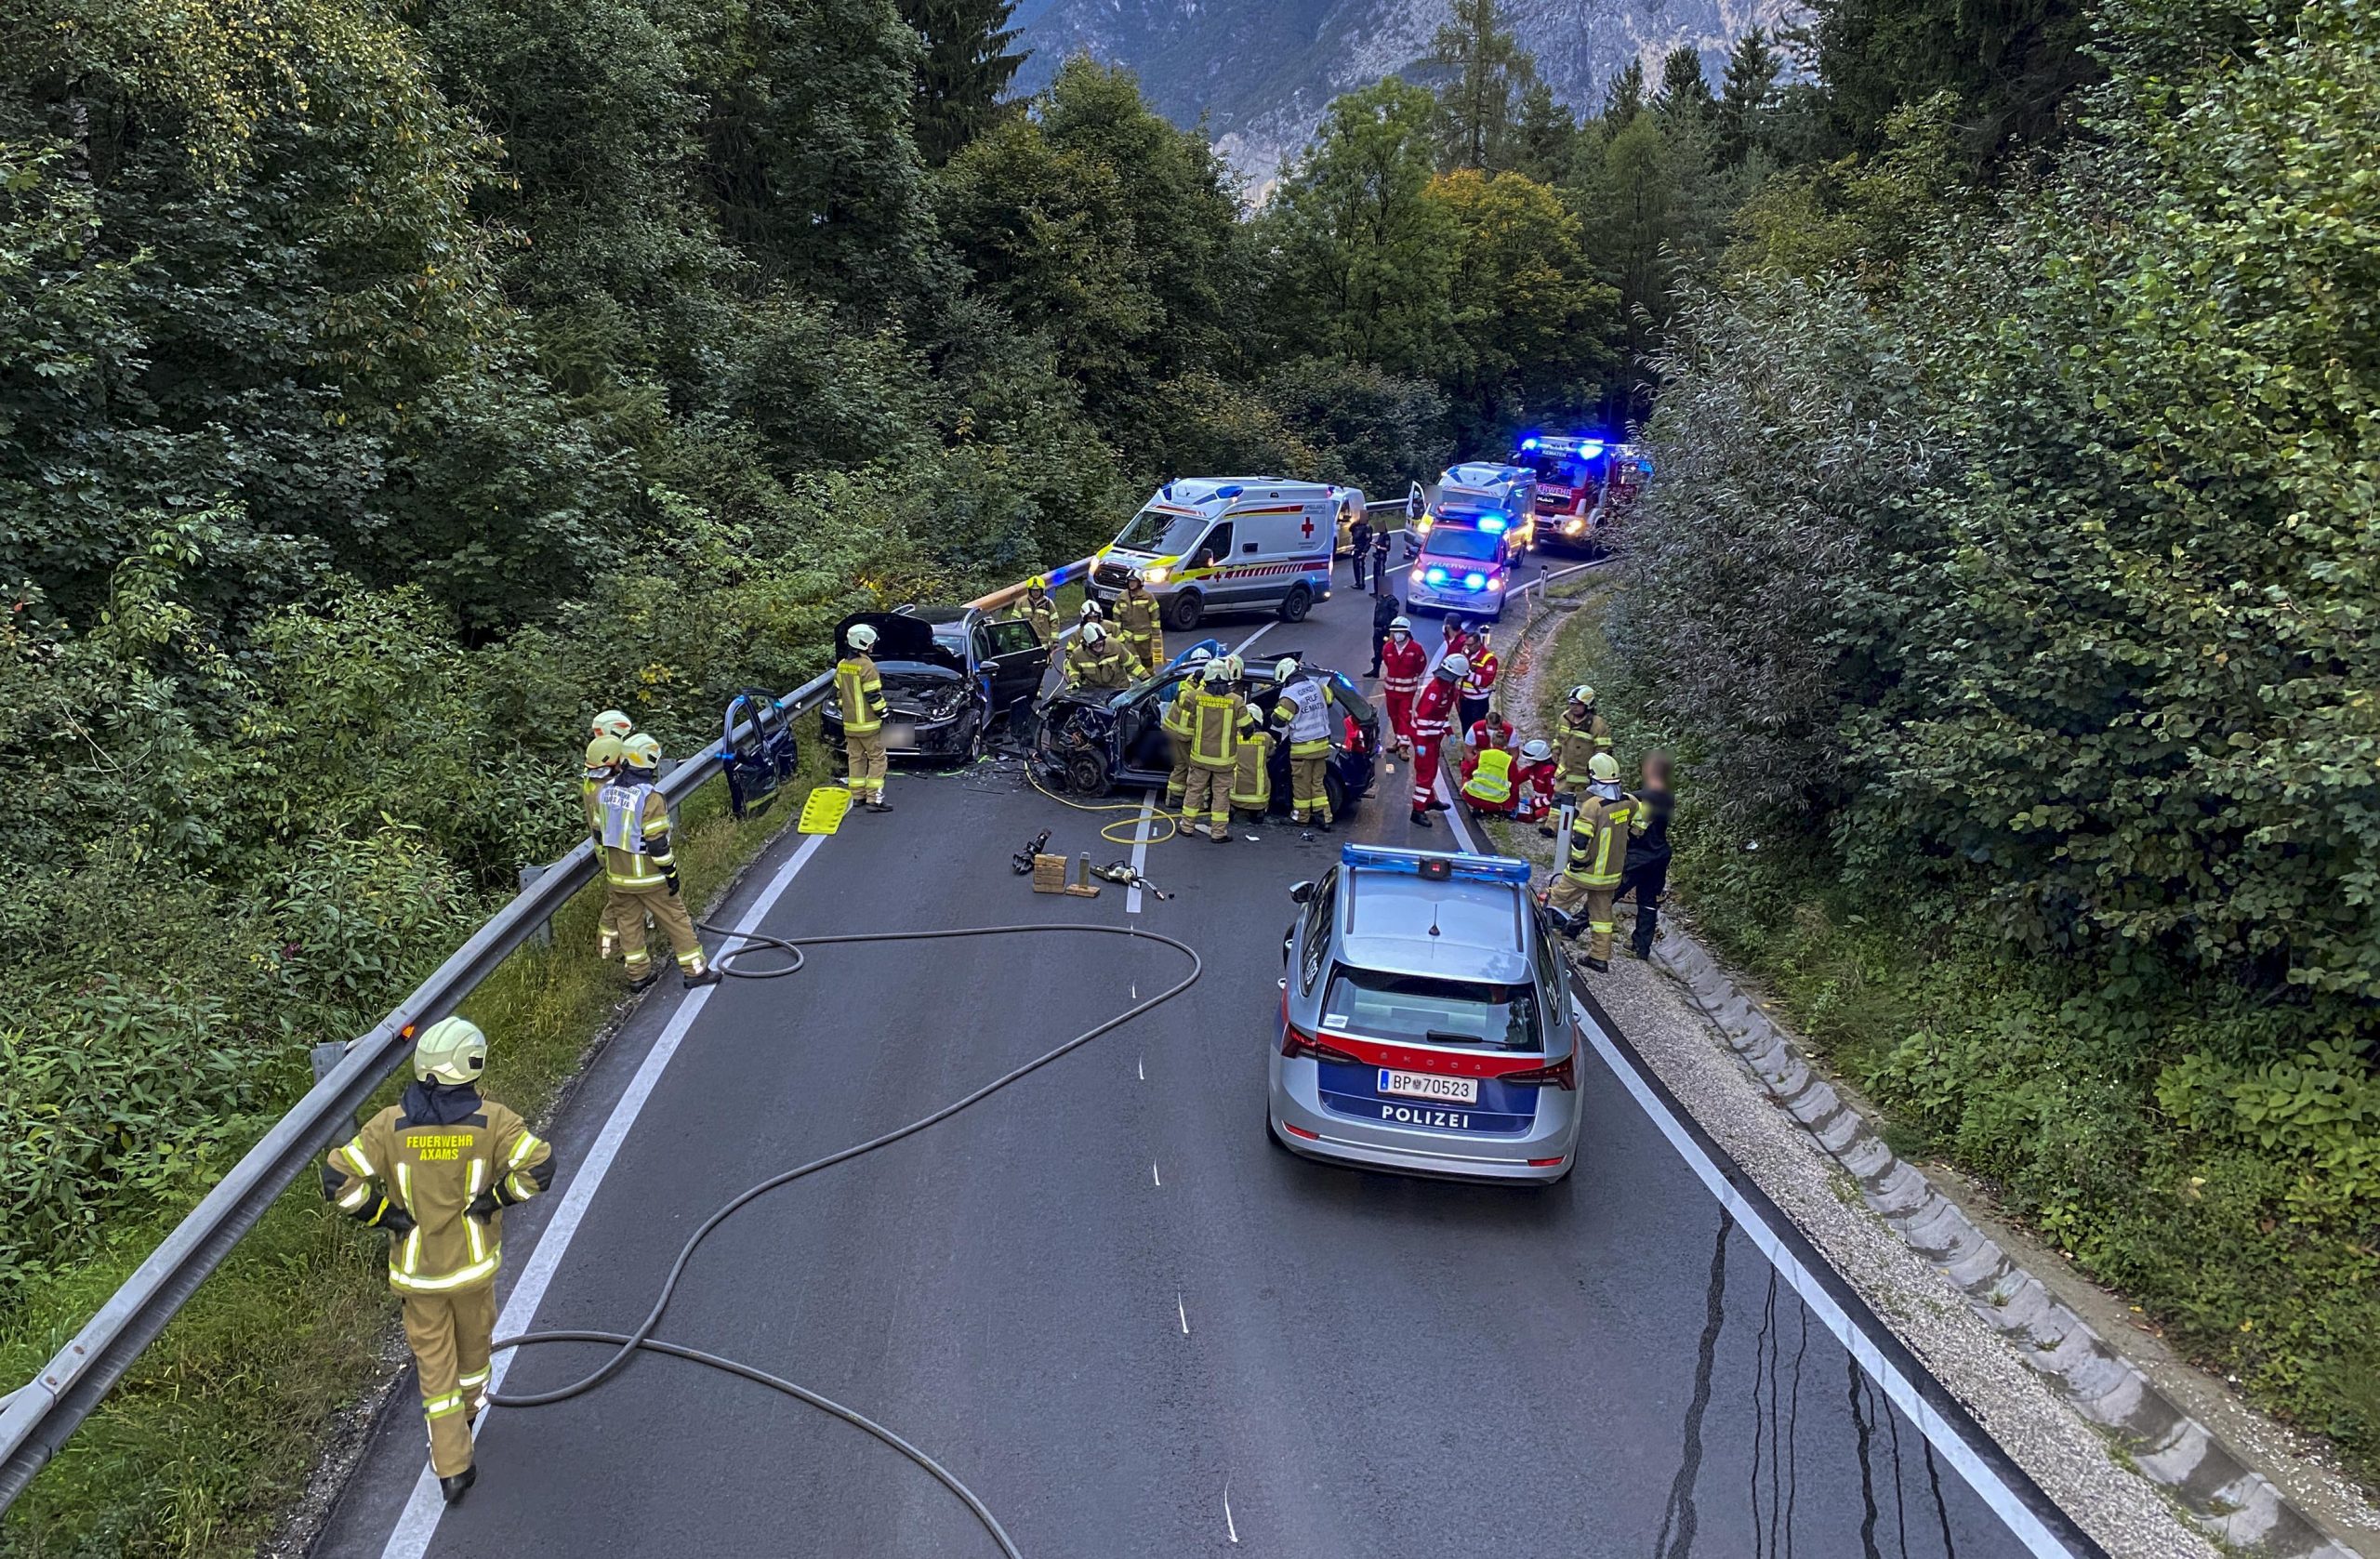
[323,1018,554,1504]
[1115,572,1164,675]
[600,735,719,989]
[1161,646,1212,804]
[836,623,892,812]
[1270,658,1335,829]
[1544,751,1642,971]
[583,733,629,962]
[1180,659,1242,841]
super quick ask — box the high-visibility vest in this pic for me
[598,781,673,890]
[1189,691,1240,769]
[1461,747,1514,805]
[1563,792,1639,888]
[836,656,884,734]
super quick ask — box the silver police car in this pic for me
[1270,845,1583,1183]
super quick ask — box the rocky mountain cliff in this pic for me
[1012,0,1793,190]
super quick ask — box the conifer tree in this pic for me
[899,0,1025,165]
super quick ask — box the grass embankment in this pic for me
[0,742,826,1559]
[1537,588,2380,1486]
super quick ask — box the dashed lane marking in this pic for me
[1177,1292,1191,1337]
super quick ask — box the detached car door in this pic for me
[980,617,1049,709]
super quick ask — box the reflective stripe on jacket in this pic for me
[1462,747,1515,804]
[1411,679,1459,741]
[1563,792,1640,887]
[1117,592,1158,639]
[1381,638,1427,694]
[1231,719,1273,807]
[1555,713,1611,785]
[1189,691,1241,769]
[836,655,886,734]
[1024,597,1058,645]
[598,782,673,890]
[324,1096,552,1295]
[1462,650,1500,698]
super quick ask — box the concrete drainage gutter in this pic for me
[1651,926,2360,1559]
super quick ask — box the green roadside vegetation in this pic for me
[0,748,824,1558]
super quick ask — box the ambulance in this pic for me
[1405,462,1538,557]
[1089,478,1364,631]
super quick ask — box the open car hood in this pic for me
[834,611,963,673]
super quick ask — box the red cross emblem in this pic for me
[1299,515,1316,539]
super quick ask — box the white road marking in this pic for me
[1229,622,1274,660]
[1152,1161,1162,1188]
[1137,1055,1144,1081]
[378,832,830,1559]
[1223,1480,1240,1544]
[1125,791,1156,914]
[1447,771,2075,1555]
[1176,1292,1190,1336]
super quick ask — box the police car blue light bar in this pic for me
[1341,844,1535,883]
[1478,516,1506,533]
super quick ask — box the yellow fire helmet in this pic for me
[1569,684,1596,707]
[1201,659,1233,683]
[1274,657,1299,682]
[414,1016,488,1086]
[591,708,634,740]
[621,733,662,772]
[1027,575,1048,592]
[584,733,625,777]
[1588,752,1622,783]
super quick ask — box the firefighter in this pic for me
[582,735,629,961]
[1270,658,1335,830]
[1230,698,1275,821]
[1159,646,1212,807]
[1459,627,1501,732]
[1545,752,1640,971]
[835,623,892,812]
[1380,615,1426,754]
[1513,738,1559,831]
[322,1017,554,1506]
[1555,685,1613,797]
[590,708,634,743]
[1115,571,1164,674]
[1181,659,1241,842]
[1018,576,1060,647]
[1408,654,1463,827]
[1066,620,1128,690]
[600,735,720,988]
[1619,750,1675,958]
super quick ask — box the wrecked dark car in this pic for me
[822,607,1048,765]
[1033,647,1382,818]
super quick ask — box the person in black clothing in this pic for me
[1620,750,1674,958]
[1369,522,1393,583]
[1367,581,1400,676]
[1349,511,1373,589]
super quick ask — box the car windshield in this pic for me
[1115,507,1210,555]
[1421,527,1504,562]
[1322,966,1541,1052]
[1523,452,1594,484]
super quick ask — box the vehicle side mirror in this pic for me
[1289,880,1316,905]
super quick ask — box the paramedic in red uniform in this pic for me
[1380,614,1426,753]
[1408,654,1464,827]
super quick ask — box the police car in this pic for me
[1270,846,1583,1183]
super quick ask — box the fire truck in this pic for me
[1514,434,1618,552]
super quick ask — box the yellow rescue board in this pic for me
[799,786,853,835]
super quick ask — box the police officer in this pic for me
[1018,576,1060,647]
[1181,659,1242,842]
[1619,750,1674,958]
[1545,752,1640,971]
[1159,645,1211,807]
[323,1018,554,1505]
[1349,509,1373,589]
[1115,571,1164,675]
[836,623,892,812]
[1554,684,1612,797]
[583,734,628,961]
[599,735,720,987]
[1271,657,1335,830]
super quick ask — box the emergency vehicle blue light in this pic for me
[1478,516,1506,533]
[1424,567,1448,585]
[1519,436,1540,451]
[1463,571,1488,589]
[1341,844,1535,883]
[1575,438,1606,456]
[1215,483,1244,500]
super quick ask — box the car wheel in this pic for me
[1165,591,1203,632]
[1324,771,1349,821]
[1277,584,1312,623]
[1065,748,1110,796]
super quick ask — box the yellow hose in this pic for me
[1025,773,1181,846]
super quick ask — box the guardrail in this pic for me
[0,550,1122,1509]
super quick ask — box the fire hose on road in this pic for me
[481,920,1205,1557]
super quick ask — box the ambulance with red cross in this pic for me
[1089,478,1364,632]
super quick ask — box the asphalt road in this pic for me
[315,557,2096,1558]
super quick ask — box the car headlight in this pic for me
[1144,566,1169,586]
[1564,518,1584,534]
